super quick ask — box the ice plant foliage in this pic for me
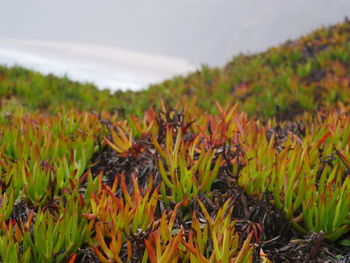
[2,19,350,262]
[155,128,222,203]
[238,112,350,241]
[0,101,350,261]
[0,111,105,262]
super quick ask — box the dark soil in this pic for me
[76,247,100,263]
[275,103,306,122]
[301,69,327,85]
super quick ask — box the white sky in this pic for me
[0,0,349,66]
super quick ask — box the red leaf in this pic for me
[68,253,77,263]
[144,239,157,263]
[317,132,331,148]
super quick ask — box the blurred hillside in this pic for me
[1,19,350,119]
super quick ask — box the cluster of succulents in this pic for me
[0,19,350,262]
[0,100,349,261]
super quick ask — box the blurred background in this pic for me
[0,0,349,91]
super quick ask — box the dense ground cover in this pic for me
[0,19,350,262]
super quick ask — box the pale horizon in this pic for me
[0,38,195,91]
[0,0,349,90]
